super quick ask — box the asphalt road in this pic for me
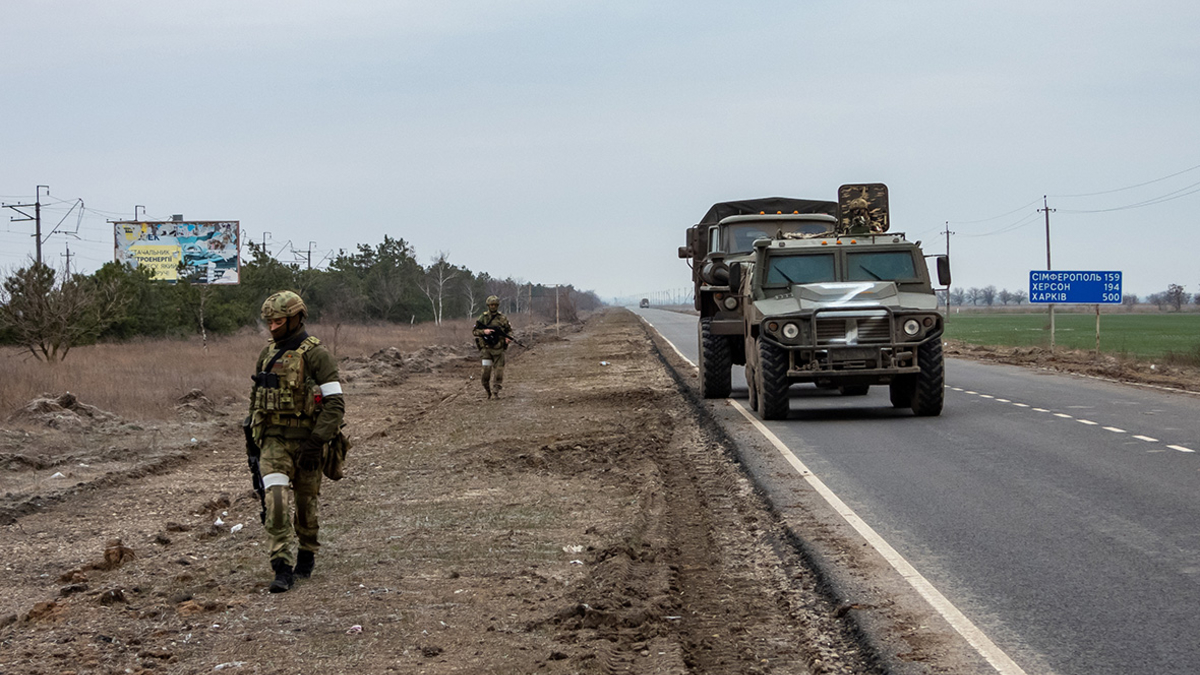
[636,307,1200,675]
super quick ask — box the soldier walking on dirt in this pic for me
[473,295,512,399]
[246,291,345,593]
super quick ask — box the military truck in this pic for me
[730,184,951,420]
[678,197,838,398]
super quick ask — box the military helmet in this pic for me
[261,290,307,320]
[486,295,500,306]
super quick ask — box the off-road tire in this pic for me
[910,339,945,417]
[757,339,790,420]
[746,363,759,411]
[839,385,870,396]
[699,318,732,399]
[889,375,915,409]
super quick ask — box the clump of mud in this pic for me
[8,392,120,430]
[175,389,219,419]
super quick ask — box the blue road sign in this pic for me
[1028,270,1122,304]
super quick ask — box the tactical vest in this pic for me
[252,336,323,435]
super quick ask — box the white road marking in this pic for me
[644,317,1026,674]
[728,399,1028,675]
[955,387,1189,451]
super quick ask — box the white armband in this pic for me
[319,381,343,396]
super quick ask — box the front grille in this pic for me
[814,313,891,346]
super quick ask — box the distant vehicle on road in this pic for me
[639,298,650,308]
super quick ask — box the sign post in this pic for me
[1029,271,1122,353]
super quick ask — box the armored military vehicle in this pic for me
[731,184,950,420]
[678,197,838,398]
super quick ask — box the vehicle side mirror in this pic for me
[678,245,691,259]
[936,256,951,286]
[728,262,743,290]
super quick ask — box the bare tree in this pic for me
[981,285,997,306]
[998,289,1013,306]
[419,251,459,326]
[0,263,128,362]
[1012,290,1027,305]
[1166,284,1186,311]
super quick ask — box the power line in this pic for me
[1049,162,1200,198]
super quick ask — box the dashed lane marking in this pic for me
[955,388,1194,452]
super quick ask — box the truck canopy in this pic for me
[699,197,837,226]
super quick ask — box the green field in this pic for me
[942,312,1200,360]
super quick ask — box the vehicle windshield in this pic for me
[724,220,833,254]
[766,253,836,285]
[846,251,917,281]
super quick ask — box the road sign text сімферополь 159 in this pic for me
[1028,271,1122,304]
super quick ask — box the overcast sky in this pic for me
[3,1,1198,303]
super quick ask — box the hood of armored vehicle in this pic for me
[754,281,938,315]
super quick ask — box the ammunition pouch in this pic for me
[323,427,352,481]
[251,372,280,388]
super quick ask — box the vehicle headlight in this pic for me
[903,319,921,336]
[722,296,738,310]
[782,322,800,339]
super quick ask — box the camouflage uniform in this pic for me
[249,291,345,592]
[472,296,512,398]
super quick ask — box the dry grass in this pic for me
[0,318,481,421]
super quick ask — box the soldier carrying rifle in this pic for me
[472,295,515,399]
[246,291,346,593]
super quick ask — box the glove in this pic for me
[297,436,324,472]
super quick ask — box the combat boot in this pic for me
[294,550,315,579]
[268,558,294,593]
[483,383,492,399]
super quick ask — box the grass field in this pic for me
[0,319,479,420]
[943,311,1200,361]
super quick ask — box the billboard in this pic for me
[114,220,240,284]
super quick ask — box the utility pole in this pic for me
[262,231,272,256]
[1038,196,1057,351]
[61,242,74,274]
[307,241,316,270]
[2,184,50,265]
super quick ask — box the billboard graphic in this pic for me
[114,221,240,284]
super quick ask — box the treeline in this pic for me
[944,284,1200,309]
[0,235,602,361]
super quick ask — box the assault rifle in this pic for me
[474,321,526,349]
[242,417,267,525]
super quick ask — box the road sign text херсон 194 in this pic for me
[1028,270,1122,304]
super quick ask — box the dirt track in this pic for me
[1,309,880,675]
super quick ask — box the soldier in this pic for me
[472,295,512,399]
[247,291,345,593]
